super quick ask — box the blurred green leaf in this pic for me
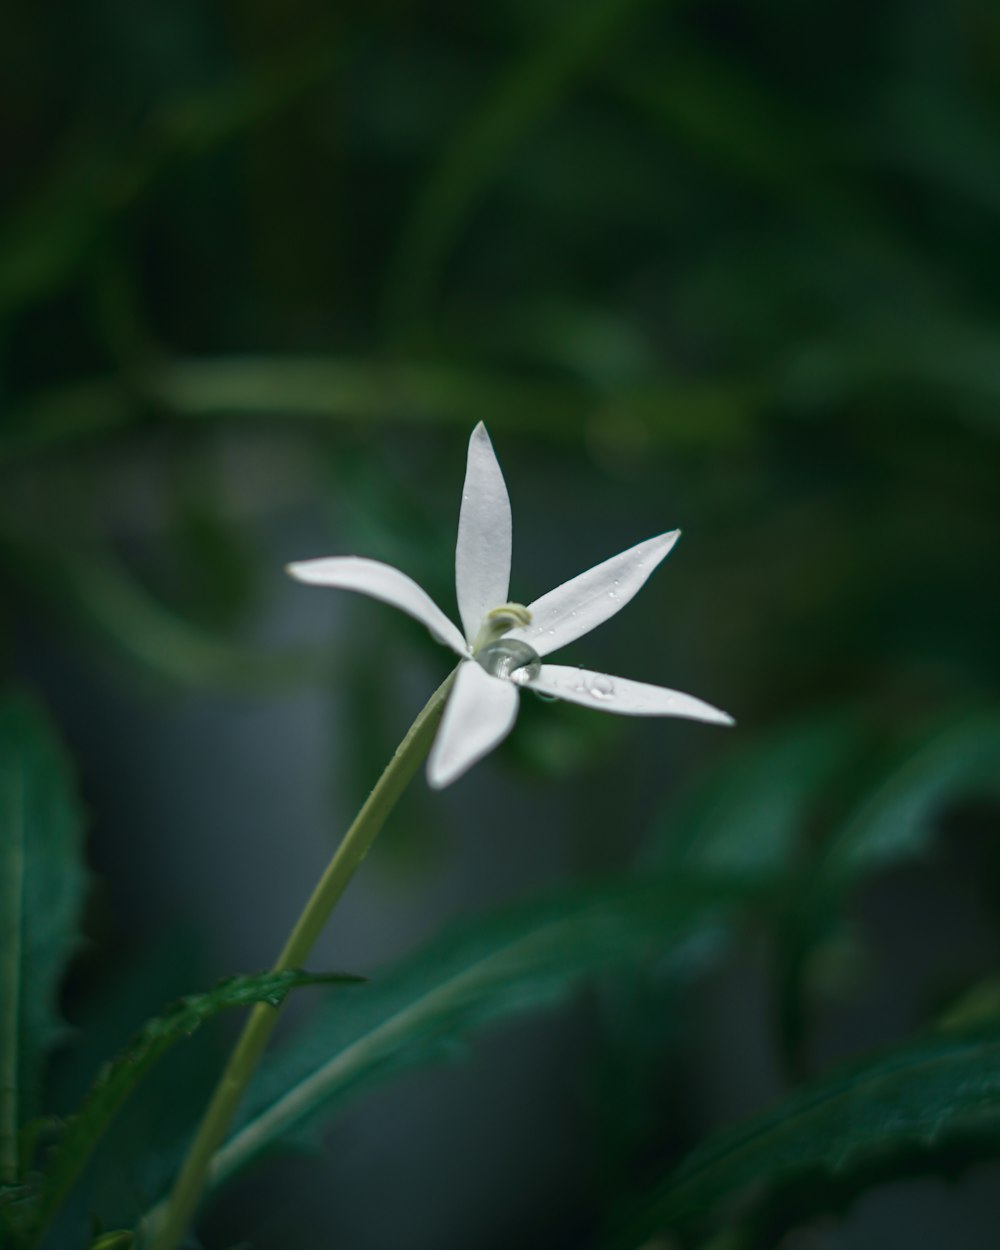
[383,0,660,342]
[0,379,137,465]
[644,710,1000,1076]
[0,693,85,1186]
[511,688,624,780]
[205,873,756,1194]
[644,711,862,879]
[0,532,327,694]
[54,546,318,692]
[774,711,1000,1071]
[26,969,358,1247]
[814,711,1000,897]
[608,1017,1000,1249]
[87,1232,132,1250]
[777,322,1000,427]
[0,29,342,318]
[616,39,832,199]
[0,357,760,466]
[162,451,260,631]
[613,35,916,282]
[646,708,1000,925]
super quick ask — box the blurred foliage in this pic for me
[220,872,748,1188]
[610,1013,1000,1250]
[0,693,86,1169]
[24,969,359,1249]
[1,0,1000,1248]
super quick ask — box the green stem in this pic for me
[142,668,457,1250]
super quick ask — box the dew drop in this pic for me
[589,674,615,700]
[476,638,541,682]
[532,689,558,703]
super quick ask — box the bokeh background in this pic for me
[3,2,1000,1248]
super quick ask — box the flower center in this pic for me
[470,602,532,654]
[476,638,541,682]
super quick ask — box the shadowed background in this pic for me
[2,2,1000,1248]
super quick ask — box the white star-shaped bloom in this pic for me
[288,423,734,788]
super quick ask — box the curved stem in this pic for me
[143,668,457,1250]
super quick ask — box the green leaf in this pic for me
[27,969,357,1246]
[644,711,862,879]
[648,709,1000,961]
[208,874,755,1193]
[814,711,1000,897]
[779,710,1000,1036]
[0,533,328,694]
[0,358,756,470]
[0,31,341,317]
[383,0,660,343]
[608,1017,1000,1249]
[0,692,86,1187]
[645,710,1000,1076]
[766,711,1000,1069]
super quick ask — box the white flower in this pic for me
[288,423,734,789]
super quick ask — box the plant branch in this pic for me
[140,667,457,1250]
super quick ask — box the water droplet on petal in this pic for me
[476,639,541,682]
[589,675,615,700]
[532,689,558,703]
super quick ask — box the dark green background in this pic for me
[2,2,999,1248]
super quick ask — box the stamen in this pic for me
[470,602,532,654]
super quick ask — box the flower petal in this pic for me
[519,664,734,725]
[455,422,513,642]
[286,556,467,655]
[427,659,520,788]
[507,530,680,658]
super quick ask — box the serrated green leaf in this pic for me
[0,692,86,1187]
[608,1018,1000,1249]
[206,874,755,1194]
[26,969,357,1246]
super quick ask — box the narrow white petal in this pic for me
[287,556,467,656]
[455,422,513,641]
[507,530,680,658]
[520,664,735,725]
[427,659,520,788]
